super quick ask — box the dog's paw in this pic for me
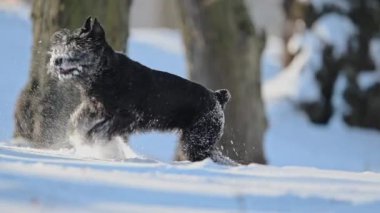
[210,149,239,166]
[86,118,110,139]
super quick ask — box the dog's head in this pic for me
[48,17,109,81]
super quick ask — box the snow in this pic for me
[68,134,139,161]
[261,36,284,82]
[355,38,380,92]
[287,32,303,55]
[285,31,323,103]
[1,143,380,212]
[283,13,356,106]
[357,70,380,91]
[2,7,380,212]
[300,0,352,13]
[265,100,380,172]
[263,41,309,102]
[313,13,357,58]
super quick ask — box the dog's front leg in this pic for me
[69,101,104,138]
[86,113,135,141]
[86,116,113,140]
[106,114,135,138]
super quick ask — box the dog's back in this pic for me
[102,53,225,131]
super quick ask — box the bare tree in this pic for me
[177,0,267,164]
[14,0,132,146]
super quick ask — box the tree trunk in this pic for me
[14,0,132,146]
[177,0,267,164]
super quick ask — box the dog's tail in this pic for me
[215,89,231,109]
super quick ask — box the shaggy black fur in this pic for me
[48,17,232,163]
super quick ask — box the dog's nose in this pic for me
[54,57,63,66]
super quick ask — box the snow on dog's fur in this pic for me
[48,17,235,165]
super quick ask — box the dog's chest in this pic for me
[89,96,104,112]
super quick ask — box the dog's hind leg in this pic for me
[181,105,225,162]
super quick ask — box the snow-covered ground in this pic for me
[2,143,380,213]
[1,6,380,212]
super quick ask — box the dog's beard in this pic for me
[48,60,83,81]
[56,66,82,80]
[48,51,94,81]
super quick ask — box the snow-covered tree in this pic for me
[14,0,132,146]
[283,0,380,129]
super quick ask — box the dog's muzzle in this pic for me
[51,57,81,77]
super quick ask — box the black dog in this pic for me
[48,17,232,163]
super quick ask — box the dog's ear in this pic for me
[80,16,92,35]
[80,17,105,41]
[82,16,92,32]
[89,18,105,41]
